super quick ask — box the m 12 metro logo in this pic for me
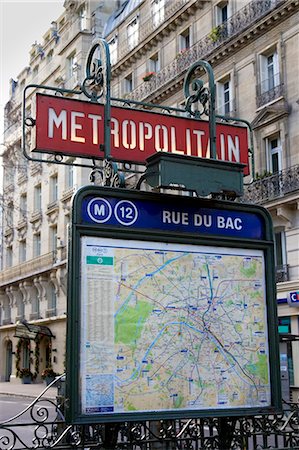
[86,198,138,226]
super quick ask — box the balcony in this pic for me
[0,252,56,287]
[256,73,284,108]
[276,265,289,283]
[243,165,299,205]
[128,0,285,102]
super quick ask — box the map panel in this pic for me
[80,237,270,415]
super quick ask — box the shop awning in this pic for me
[14,320,55,340]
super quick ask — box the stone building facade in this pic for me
[1,0,299,402]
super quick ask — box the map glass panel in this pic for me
[80,237,271,415]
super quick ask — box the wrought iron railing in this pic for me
[1,377,299,450]
[128,0,284,101]
[276,264,289,283]
[256,73,284,107]
[243,165,299,204]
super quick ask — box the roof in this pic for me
[103,0,143,38]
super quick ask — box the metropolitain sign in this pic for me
[32,93,249,174]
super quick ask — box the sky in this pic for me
[0,0,65,145]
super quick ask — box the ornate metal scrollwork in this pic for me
[183,60,216,159]
[81,39,110,102]
[184,78,209,118]
[89,160,125,188]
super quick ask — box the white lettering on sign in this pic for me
[48,108,102,144]
[48,108,67,140]
[217,216,242,230]
[44,101,243,166]
[71,112,85,143]
[162,210,189,225]
[88,114,102,144]
[194,214,212,227]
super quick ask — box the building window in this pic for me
[6,246,13,268]
[152,0,165,27]
[33,233,41,257]
[34,184,42,212]
[274,230,287,268]
[108,36,118,65]
[260,50,279,94]
[149,52,160,73]
[50,174,58,202]
[6,203,13,228]
[50,225,58,252]
[217,77,232,115]
[66,164,74,188]
[20,193,27,219]
[47,49,54,62]
[179,27,191,52]
[31,286,40,318]
[124,73,133,94]
[48,284,57,313]
[33,65,39,77]
[67,52,78,79]
[78,5,87,31]
[127,17,139,50]
[17,297,24,319]
[215,1,230,25]
[19,240,26,263]
[267,136,282,173]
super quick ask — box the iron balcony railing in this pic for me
[256,72,284,107]
[128,0,284,101]
[276,264,289,283]
[243,164,299,204]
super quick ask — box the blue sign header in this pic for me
[81,195,264,239]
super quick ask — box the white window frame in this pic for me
[6,246,13,268]
[274,229,287,268]
[66,164,75,188]
[124,72,133,94]
[127,16,139,50]
[149,52,160,73]
[260,49,279,94]
[78,5,87,31]
[19,240,26,263]
[266,135,282,173]
[34,184,42,212]
[152,0,165,28]
[108,35,118,65]
[215,1,231,25]
[33,233,41,257]
[216,77,232,115]
[67,52,77,79]
[50,174,58,202]
[179,27,192,52]
[50,225,58,252]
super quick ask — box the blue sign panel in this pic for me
[81,196,264,239]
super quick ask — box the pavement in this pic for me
[0,381,58,400]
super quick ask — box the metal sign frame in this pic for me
[66,185,281,425]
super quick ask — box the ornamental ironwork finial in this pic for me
[81,38,112,160]
[183,60,216,159]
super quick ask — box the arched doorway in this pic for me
[5,340,12,382]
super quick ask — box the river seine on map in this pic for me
[80,236,271,415]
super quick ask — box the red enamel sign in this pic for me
[32,93,249,174]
